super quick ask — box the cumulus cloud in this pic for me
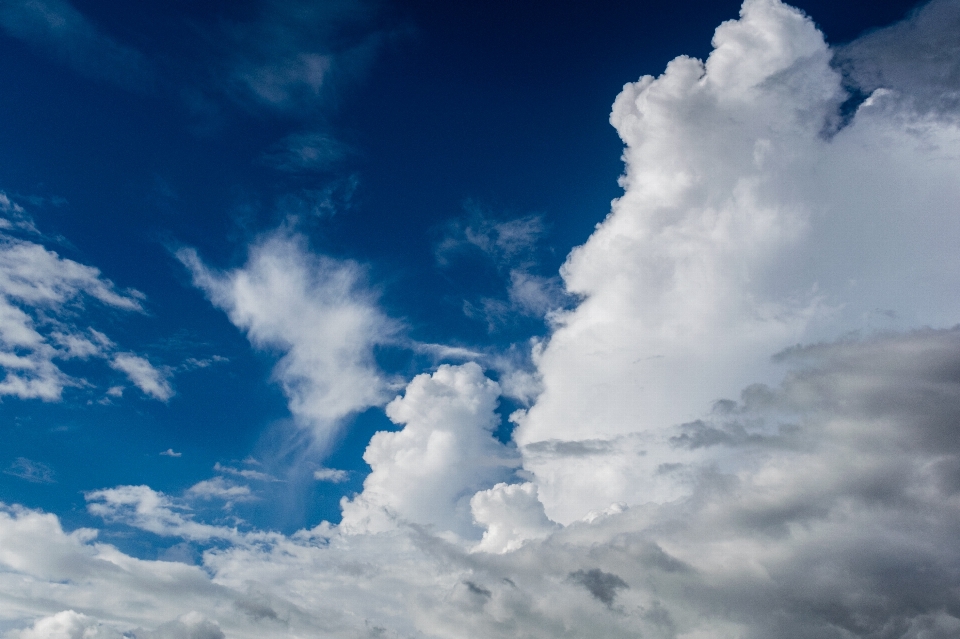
[5,2,960,639]
[340,362,518,537]
[177,231,398,447]
[1,328,958,638]
[514,0,960,523]
[0,0,151,90]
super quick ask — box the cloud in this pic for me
[0,328,950,638]
[313,468,348,483]
[178,231,398,448]
[5,2,960,639]
[186,478,253,506]
[15,610,125,639]
[0,0,151,90]
[213,463,277,482]
[160,449,181,458]
[437,207,569,329]
[84,485,274,544]
[833,0,960,122]
[0,208,164,402]
[436,209,547,269]
[340,362,519,537]
[513,0,960,523]
[3,458,55,484]
[110,354,173,401]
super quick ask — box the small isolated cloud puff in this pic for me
[110,354,173,401]
[160,449,181,458]
[178,231,398,448]
[186,478,254,505]
[313,468,348,483]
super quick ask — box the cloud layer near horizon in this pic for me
[4,1,960,637]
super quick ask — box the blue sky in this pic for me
[4,0,960,637]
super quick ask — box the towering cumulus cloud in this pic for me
[514,0,960,523]
[4,1,960,638]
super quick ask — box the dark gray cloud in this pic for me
[569,569,629,606]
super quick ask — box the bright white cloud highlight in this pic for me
[178,231,397,447]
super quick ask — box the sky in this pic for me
[2,0,960,636]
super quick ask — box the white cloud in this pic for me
[470,482,558,554]
[513,0,960,523]
[84,486,273,544]
[14,609,125,639]
[0,329,946,638]
[110,354,173,402]
[0,214,161,402]
[437,208,567,329]
[178,231,397,448]
[214,463,276,482]
[160,449,181,458]
[313,468,348,483]
[340,362,518,537]
[186,478,254,507]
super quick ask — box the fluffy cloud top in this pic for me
[340,362,518,537]
[514,0,960,523]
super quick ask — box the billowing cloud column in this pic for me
[515,0,960,523]
[341,362,518,538]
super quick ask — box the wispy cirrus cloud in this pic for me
[0,0,152,90]
[219,0,385,115]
